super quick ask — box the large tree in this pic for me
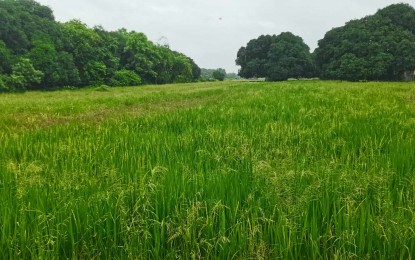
[212,68,226,81]
[236,35,275,78]
[236,33,314,81]
[265,32,314,81]
[314,3,415,81]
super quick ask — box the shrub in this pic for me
[0,74,24,93]
[212,69,226,81]
[109,70,142,87]
[0,76,7,92]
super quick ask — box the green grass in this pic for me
[1,80,415,259]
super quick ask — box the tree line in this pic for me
[1,1,414,92]
[236,3,415,81]
[0,0,201,92]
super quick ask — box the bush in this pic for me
[212,69,226,81]
[0,75,7,92]
[0,74,24,93]
[12,58,43,90]
[109,70,142,87]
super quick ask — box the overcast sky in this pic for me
[36,0,414,73]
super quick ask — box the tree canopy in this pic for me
[236,33,314,81]
[235,3,415,82]
[200,68,227,81]
[314,3,415,81]
[0,0,201,92]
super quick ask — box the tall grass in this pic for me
[1,81,415,258]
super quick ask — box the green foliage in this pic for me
[376,3,415,34]
[238,36,265,79]
[0,74,6,92]
[0,40,12,74]
[26,39,80,89]
[201,68,227,81]
[237,33,314,81]
[201,68,214,79]
[0,0,58,54]
[122,31,159,83]
[315,3,415,81]
[335,54,367,81]
[212,68,226,81]
[56,51,81,87]
[0,1,199,92]
[266,32,314,81]
[171,52,193,83]
[0,1,31,53]
[83,61,107,86]
[61,20,109,86]
[188,57,201,81]
[109,69,142,86]
[236,35,274,78]
[10,58,43,91]
[18,0,55,20]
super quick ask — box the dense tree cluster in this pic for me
[315,3,415,81]
[201,68,227,81]
[236,32,314,81]
[0,0,201,92]
[237,3,415,82]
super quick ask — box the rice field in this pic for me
[1,80,415,259]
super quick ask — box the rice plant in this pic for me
[0,80,414,259]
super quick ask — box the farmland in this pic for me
[1,80,415,259]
